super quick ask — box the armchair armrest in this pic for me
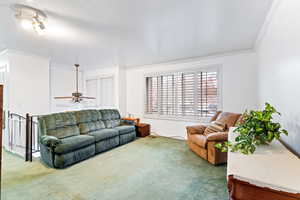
[206,132,228,141]
[186,125,207,135]
[40,135,61,148]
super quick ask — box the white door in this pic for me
[85,79,98,107]
[99,77,114,108]
[85,76,115,108]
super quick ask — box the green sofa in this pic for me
[38,109,136,168]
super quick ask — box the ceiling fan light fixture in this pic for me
[54,64,96,103]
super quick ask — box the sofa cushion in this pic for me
[99,109,121,128]
[119,132,136,145]
[54,145,95,168]
[47,126,80,139]
[54,135,95,154]
[42,112,77,129]
[216,112,241,128]
[99,109,121,120]
[74,110,102,123]
[104,119,121,128]
[74,110,105,134]
[189,134,207,148]
[39,112,80,139]
[114,125,135,135]
[78,121,105,134]
[88,129,119,142]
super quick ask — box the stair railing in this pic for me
[7,111,39,161]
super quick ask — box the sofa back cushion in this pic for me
[38,112,80,139]
[216,112,241,128]
[99,109,121,128]
[74,110,105,134]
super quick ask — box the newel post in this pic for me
[25,113,32,162]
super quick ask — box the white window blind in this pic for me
[145,70,219,119]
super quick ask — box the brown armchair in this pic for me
[186,112,241,165]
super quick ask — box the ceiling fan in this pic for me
[54,64,95,103]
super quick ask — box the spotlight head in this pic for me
[11,4,47,36]
[20,19,32,30]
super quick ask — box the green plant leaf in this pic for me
[225,103,288,155]
[215,143,223,149]
[282,129,288,136]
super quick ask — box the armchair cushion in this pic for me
[216,112,241,128]
[40,135,61,148]
[210,111,222,122]
[204,121,227,136]
[206,132,228,141]
[186,125,207,135]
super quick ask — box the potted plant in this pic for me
[215,103,288,155]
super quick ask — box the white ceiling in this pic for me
[0,0,273,68]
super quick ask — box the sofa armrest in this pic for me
[121,119,135,126]
[40,135,61,148]
[186,125,207,135]
[206,132,228,141]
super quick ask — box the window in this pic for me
[145,69,219,120]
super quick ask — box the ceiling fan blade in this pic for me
[80,97,96,99]
[54,97,73,99]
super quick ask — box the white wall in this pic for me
[257,0,300,155]
[0,50,86,115]
[126,52,258,139]
[0,50,9,67]
[7,50,50,116]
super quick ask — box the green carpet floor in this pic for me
[2,136,228,200]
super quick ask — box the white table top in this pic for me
[227,128,300,194]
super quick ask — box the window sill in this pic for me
[143,114,211,123]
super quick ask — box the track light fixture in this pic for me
[11,4,47,36]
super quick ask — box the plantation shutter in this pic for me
[145,70,218,119]
[196,71,218,117]
[146,77,159,114]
